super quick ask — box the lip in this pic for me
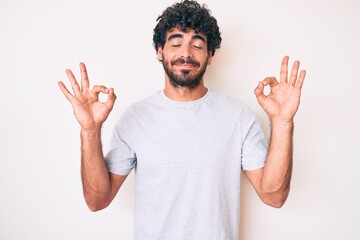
[174,63,197,69]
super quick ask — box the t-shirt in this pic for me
[105,89,268,240]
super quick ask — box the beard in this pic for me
[162,55,208,89]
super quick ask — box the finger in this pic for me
[65,69,81,95]
[254,81,266,105]
[262,77,278,88]
[280,56,289,83]
[289,60,300,86]
[296,70,306,89]
[58,81,75,102]
[104,88,117,110]
[80,62,90,91]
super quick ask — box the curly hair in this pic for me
[153,0,222,56]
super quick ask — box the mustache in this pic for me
[171,58,200,67]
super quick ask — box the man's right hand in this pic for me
[58,62,116,131]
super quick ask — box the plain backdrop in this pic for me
[1,0,359,239]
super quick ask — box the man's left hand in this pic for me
[254,56,306,122]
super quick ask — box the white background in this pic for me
[1,0,359,239]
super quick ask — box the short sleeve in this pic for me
[104,113,137,175]
[240,105,268,171]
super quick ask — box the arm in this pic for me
[245,56,306,208]
[80,128,127,211]
[58,63,127,211]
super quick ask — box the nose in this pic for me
[180,43,192,59]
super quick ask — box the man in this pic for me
[58,0,306,239]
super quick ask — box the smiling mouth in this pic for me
[175,63,197,69]
[171,58,200,68]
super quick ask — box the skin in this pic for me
[58,28,305,211]
[157,28,212,101]
[58,64,126,211]
[248,56,305,207]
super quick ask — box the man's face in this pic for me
[157,27,212,89]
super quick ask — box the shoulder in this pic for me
[115,91,162,128]
[207,90,251,115]
[207,90,260,131]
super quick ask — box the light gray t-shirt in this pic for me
[105,89,268,240]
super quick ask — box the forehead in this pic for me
[166,27,207,41]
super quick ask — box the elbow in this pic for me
[87,202,107,212]
[84,193,110,212]
[261,187,290,209]
[265,197,286,208]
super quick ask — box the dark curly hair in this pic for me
[153,0,222,56]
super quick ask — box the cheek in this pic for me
[164,52,177,62]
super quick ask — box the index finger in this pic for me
[280,56,289,83]
[80,62,90,91]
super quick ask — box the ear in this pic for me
[207,51,213,65]
[157,45,163,61]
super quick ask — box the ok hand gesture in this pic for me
[58,63,116,131]
[254,56,306,122]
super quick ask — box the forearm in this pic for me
[261,120,293,195]
[80,127,111,211]
[251,56,305,208]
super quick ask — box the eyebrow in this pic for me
[167,33,207,43]
[192,35,206,43]
[168,33,183,41]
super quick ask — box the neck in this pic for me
[164,78,208,102]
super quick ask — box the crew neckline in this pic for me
[159,89,212,108]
